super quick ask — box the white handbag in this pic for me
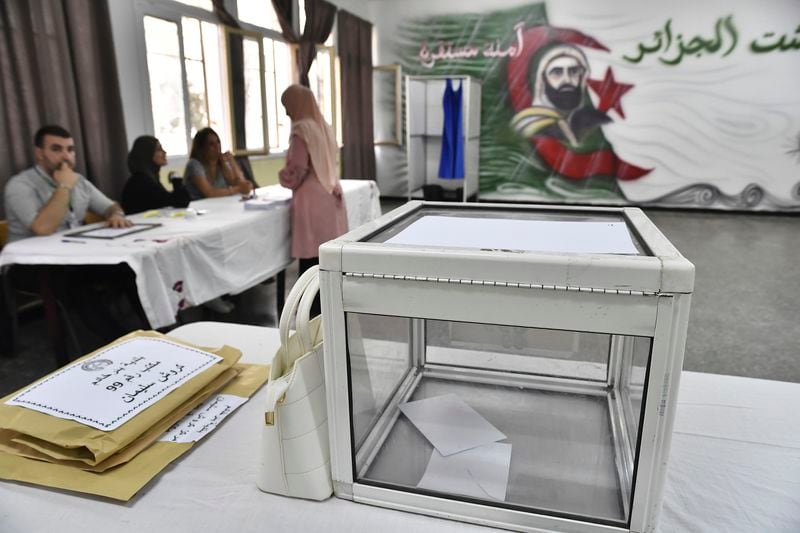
[255,265,332,500]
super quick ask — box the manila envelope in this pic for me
[0,330,241,466]
[0,365,239,472]
[0,362,269,501]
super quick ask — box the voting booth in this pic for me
[319,202,694,533]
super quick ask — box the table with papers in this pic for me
[0,181,381,329]
[1,323,797,533]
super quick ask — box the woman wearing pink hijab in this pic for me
[279,84,348,280]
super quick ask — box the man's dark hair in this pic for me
[34,125,72,147]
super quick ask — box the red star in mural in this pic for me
[587,67,634,119]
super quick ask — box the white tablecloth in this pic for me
[1,322,797,533]
[0,181,381,329]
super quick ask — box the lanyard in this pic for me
[36,166,73,211]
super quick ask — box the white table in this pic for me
[0,181,381,329]
[1,322,797,533]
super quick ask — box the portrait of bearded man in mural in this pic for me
[511,43,610,146]
[506,26,651,185]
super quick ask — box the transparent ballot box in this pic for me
[319,202,694,533]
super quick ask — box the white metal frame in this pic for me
[321,201,693,533]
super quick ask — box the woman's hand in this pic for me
[220,151,245,184]
[332,183,343,205]
[236,179,254,196]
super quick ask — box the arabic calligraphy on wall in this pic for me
[624,15,800,65]
[417,22,525,68]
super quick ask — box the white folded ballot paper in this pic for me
[418,442,512,501]
[399,394,512,501]
[399,393,506,456]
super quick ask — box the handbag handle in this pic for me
[296,274,320,344]
[278,265,319,368]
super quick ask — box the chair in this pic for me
[235,155,260,190]
[0,220,13,354]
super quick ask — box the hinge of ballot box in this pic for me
[344,272,655,296]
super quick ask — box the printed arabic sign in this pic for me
[392,1,800,211]
[6,338,222,431]
[159,394,246,443]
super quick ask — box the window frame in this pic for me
[134,0,226,164]
[233,3,296,157]
[133,0,340,162]
[303,43,342,148]
[224,25,269,156]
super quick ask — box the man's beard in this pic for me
[544,83,581,111]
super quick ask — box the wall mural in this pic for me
[394,3,800,210]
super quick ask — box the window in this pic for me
[143,16,187,155]
[181,17,227,141]
[308,45,342,145]
[264,38,293,151]
[298,0,306,33]
[144,14,229,156]
[173,0,213,11]
[241,33,266,152]
[140,0,340,157]
[237,0,281,31]
[308,47,332,125]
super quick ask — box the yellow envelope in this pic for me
[0,363,268,501]
[0,330,241,466]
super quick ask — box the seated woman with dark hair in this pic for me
[183,127,253,200]
[121,136,190,214]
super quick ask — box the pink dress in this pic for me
[279,135,348,258]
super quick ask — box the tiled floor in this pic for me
[1,203,798,397]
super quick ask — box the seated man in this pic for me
[3,125,138,363]
[4,124,131,242]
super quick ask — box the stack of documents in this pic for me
[243,185,293,211]
[243,196,289,211]
[399,393,512,501]
[0,330,268,500]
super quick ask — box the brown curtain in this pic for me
[271,0,336,88]
[337,11,375,180]
[271,0,298,42]
[297,0,336,87]
[0,0,128,215]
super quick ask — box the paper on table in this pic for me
[5,337,222,431]
[159,393,247,443]
[243,197,287,211]
[399,394,506,456]
[256,185,293,201]
[66,224,159,239]
[418,442,512,501]
[385,215,639,255]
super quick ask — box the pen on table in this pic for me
[61,239,87,244]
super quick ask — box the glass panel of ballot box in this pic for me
[320,203,693,533]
